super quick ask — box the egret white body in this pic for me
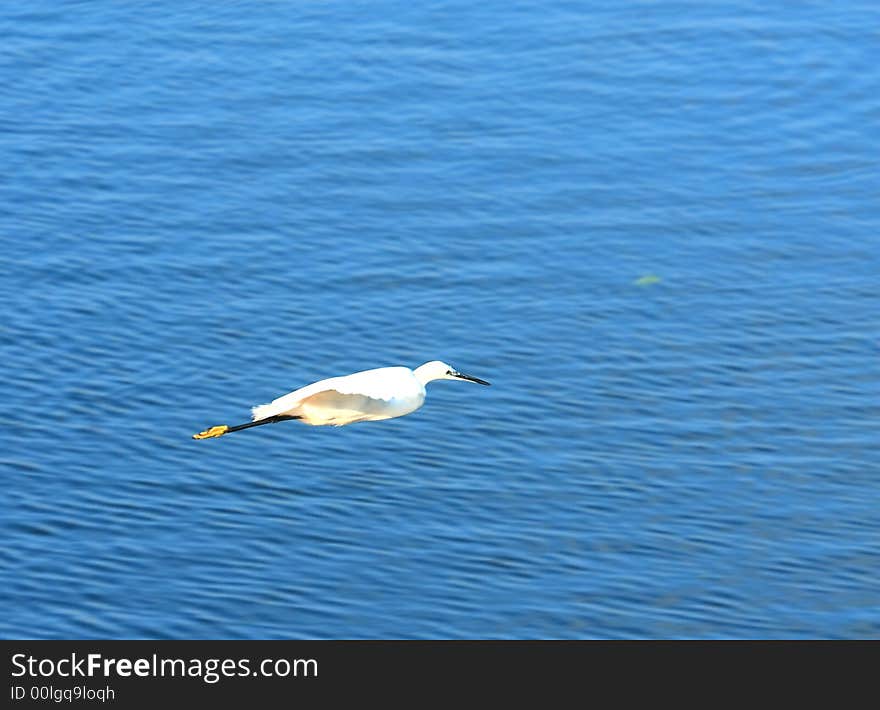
[193,361,490,439]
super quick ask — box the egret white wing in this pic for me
[250,375,343,421]
[250,367,415,422]
[327,367,415,400]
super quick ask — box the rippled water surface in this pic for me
[3,1,879,638]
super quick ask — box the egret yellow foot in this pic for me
[192,425,229,440]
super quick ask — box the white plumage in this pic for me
[193,360,490,439]
[251,366,426,426]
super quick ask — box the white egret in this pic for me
[193,360,490,439]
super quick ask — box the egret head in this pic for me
[414,360,491,386]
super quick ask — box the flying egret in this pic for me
[192,360,490,439]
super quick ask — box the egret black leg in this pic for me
[193,415,301,439]
[226,415,301,433]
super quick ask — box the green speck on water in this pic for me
[635,274,661,286]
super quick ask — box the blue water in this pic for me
[2,1,879,639]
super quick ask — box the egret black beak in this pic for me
[452,371,491,386]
